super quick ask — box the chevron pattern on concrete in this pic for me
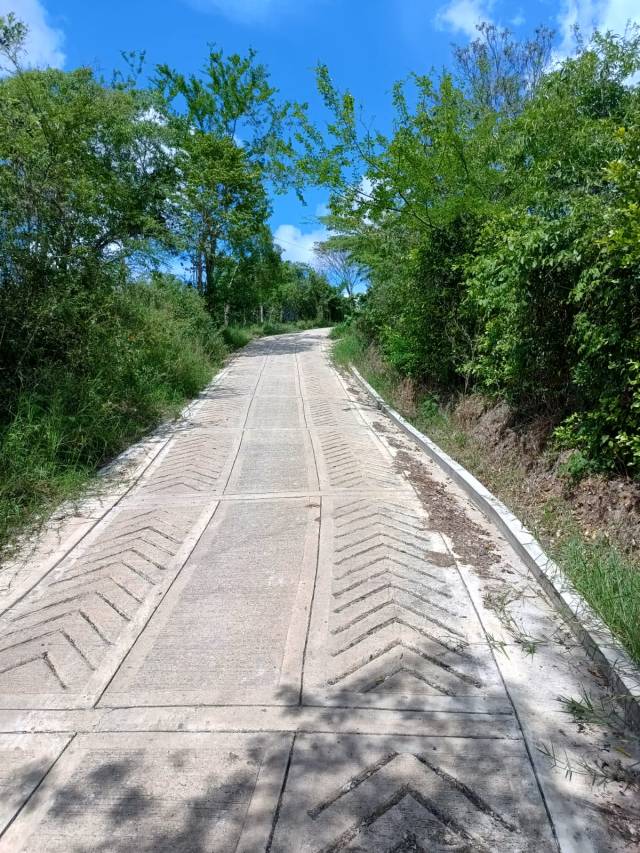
[298,361,348,399]
[304,496,506,704]
[0,503,205,705]
[139,431,236,495]
[314,430,409,491]
[304,399,366,430]
[269,735,556,852]
[188,389,251,429]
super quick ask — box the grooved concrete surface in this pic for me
[0,330,637,852]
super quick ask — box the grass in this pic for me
[332,326,640,664]
[222,325,254,349]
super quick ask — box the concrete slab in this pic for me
[298,363,349,399]
[0,704,519,737]
[0,501,216,708]
[226,430,319,493]
[182,389,252,430]
[303,398,369,430]
[269,734,556,852]
[0,734,71,834]
[134,430,240,497]
[245,395,306,430]
[311,428,413,492]
[303,495,510,709]
[101,499,319,707]
[0,732,290,853]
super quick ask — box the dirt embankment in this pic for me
[452,395,640,553]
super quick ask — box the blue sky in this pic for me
[5,0,639,265]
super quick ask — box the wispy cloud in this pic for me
[273,223,327,265]
[434,0,494,38]
[556,0,640,56]
[186,0,299,24]
[0,0,65,68]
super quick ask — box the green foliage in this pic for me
[329,319,353,339]
[557,450,596,484]
[222,325,254,349]
[331,328,367,369]
[0,278,224,554]
[0,19,338,554]
[465,213,581,409]
[154,47,306,316]
[419,394,441,422]
[306,25,640,476]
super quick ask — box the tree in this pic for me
[0,22,176,400]
[315,238,365,303]
[453,23,553,115]
[155,47,303,316]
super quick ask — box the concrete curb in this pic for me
[350,365,640,732]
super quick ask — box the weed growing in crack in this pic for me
[538,691,640,791]
[482,586,544,657]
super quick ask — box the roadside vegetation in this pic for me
[307,25,640,481]
[0,14,345,558]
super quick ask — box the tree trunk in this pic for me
[195,250,203,293]
[204,252,215,312]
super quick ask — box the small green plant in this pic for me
[331,329,366,368]
[329,320,353,339]
[222,325,253,349]
[419,394,441,422]
[557,448,595,484]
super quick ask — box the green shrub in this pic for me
[222,325,253,350]
[329,320,352,339]
[465,213,581,410]
[0,279,224,555]
[419,394,441,422]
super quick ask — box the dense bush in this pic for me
[0,278,225,551]
[310,26,640,476]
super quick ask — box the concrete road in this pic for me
[0,329,637,851]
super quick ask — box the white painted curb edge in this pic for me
[350,365,640,731]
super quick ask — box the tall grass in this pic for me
[0,279,226,558]
[558,538,640,663]
[0,307,334,559]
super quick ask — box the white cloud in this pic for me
[556,0,640,56]
[358,176,375,198]
[273,224,327,265]
[434,0,494,38]
[0,0,65,68]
